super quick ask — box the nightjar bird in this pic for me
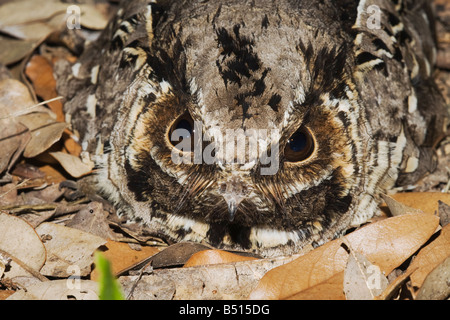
[56,0,448,257]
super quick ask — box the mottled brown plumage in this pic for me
[56,0,448,257]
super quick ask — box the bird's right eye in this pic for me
[284,126,315,162]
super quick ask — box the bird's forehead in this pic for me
[174,7,311,132]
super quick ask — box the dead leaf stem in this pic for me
[0,248,48,282]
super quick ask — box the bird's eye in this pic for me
[169,112,195,151]
[284,127,315,162]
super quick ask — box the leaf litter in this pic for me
[0,0,449,300]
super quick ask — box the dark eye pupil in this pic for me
[284,127,314,162]
[169,112,196,150]
[176,119,193,139]
[288,131,307,152]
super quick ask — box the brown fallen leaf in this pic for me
[0,0,67,40]
[248,213,439,300]
[11,162,45,180]
[6,279,99,300]
[183,249,258,268]
[0,183,19,206]
[415,256,450,300]
[66,201,117,240]
[142,242,214,270]
[376,267,417,300]
[0,78,34,173]
[0,36,41,66]
[0,121,30,174]
[36,222,106,277]
[385,192,450,215]
[16,112,66,158]
[49,151,93,178]
[0,212,46,280]
[406,224,450,290]
[0,79,36,116]
[438,201,450,227]
[381,193,423,216]
[286,272,345,300]
[0,290,15,300]
[120,254,298,300]
[25,55,64,121]
[343,250,388,300]
[90,240,161,281]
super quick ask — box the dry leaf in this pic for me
[0,36,40,66]
[0,0,67,40]
[11,163,46,180]
[415,256,450,300]
[0,290,14,300]
[0,79,34,173]
[35,222,106,277]
[49,151,93,178]
[248,213,439,300]
[25,55,64,122]
[0,121,30,174]
[376,268,416,300]
[286,272,345,300]
[146,242,214,269]
[6,279,98,300]
[0,79,35,116]
[386,192,450,215]
[78,4,109,30]
[343,251,388,300]
[407,224,450,289]
[183,249,258,267]
[0,212,46,279]
[120,254,298,300]
[438,201,450,227]
[381,193,423,216]
[90,240,161,281]
[0,183,19,206]
[66,201,117,240]
[16,112,66,158]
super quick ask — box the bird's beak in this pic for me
[225,197,241,222]
[219,176,249,222]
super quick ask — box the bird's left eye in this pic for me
[284,127,315,162]
[168,112,195,151]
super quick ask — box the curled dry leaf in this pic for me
[381,193,423,216]
[17,113,66,158]
[386,192,450,215]
[66,201,117,240]
[438,201,450,227]
[25,55,64,122]
[143,242,214,269]
[0,212,46,279]
[0,36,41,66]
[49,151,93,178]
[248,213,439,300]
[415,256,450,300]
[0,79,34,173]
[406,224,450,290]
[183,249,258,268]
[343,251,388,300]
